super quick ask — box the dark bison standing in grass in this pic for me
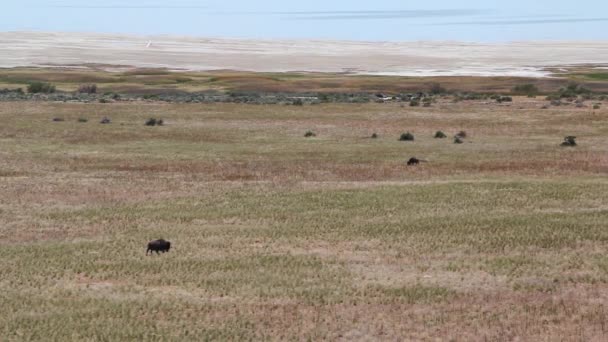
[407,157,428,166]
[147,239,171,255]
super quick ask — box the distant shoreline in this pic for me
[1,31,608,77]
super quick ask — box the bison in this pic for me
[147,239,171,255]
[407,157,429,166]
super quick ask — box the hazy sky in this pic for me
[2,0,608,41]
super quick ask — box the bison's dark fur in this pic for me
[147,239,171,255]
[407,157,420,166]
[407,157,428,166]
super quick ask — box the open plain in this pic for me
[2,31,608,76]
[1,73,608,340]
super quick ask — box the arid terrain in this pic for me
[0,63,607,340]
[2,31,608,76]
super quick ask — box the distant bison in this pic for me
[147,239,171,255]
[407,157,421,166]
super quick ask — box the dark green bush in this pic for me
[409,100,420,107]
[77,117,88,123]
[559,83,590,98]
[454,136,464,144]
[512,84,539,96]
[27,82,56,94]
[399,132,415,141]
[304,131,316,138]
[434,131,447,139]
[371,133,378,139]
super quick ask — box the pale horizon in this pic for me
[3,0,608,42]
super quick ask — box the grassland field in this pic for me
[1,69,608,340]
[2,66,608,95]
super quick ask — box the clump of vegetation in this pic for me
[429,83,446,95]
[100,117,111,124]
[99,98,109,103]
[496,96,513,103]
[561,136,577,147]
[512,84,539,97]
[0,88,23,95]
[593,103,601,110]
[145,118,164,126]
[454,136,464,144]
[550,99,562,106]
[292,99,304,106]
[434,131,447,139]
[399,132,415,141]
[304,131,316,138]
[77,117,88,123]
[422,97,432,107]
[78,84,97,94]
[409,100,420,107]
[559,83,590,98]
[27,82,56,94]
[371,133,378,139]
[52,117,64,122]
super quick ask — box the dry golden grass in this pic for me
[2,67,608,94]
[1,96,608,340]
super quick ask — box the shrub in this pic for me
[512,84,539,96]
[399,132,415,141]
[27,82,55,94]
[100,117,111,124]
[292,99,304,106]
[304,131,316,138]
[409,100,420,107]
[561,136,577,147]
[454,136,464,144]
[78,84,97,94]
[559,83,590,98]
[496,96,512,103]
[145,118,164,126]
[429,83,446,95]
[593,103,601,110]
[434,131,447,139]
[550,99,562,106]
[52,117,64,122]
[371,133,378,139]
[77,117,88,123]
[99,98,109,103]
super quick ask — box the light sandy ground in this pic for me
[1,31,608,76]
